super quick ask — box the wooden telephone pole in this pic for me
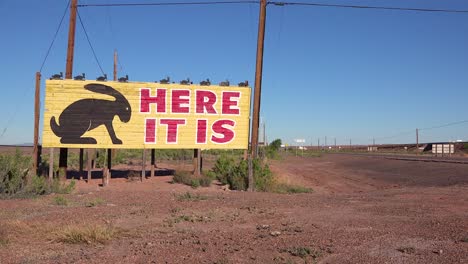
[32,72,41,177]
[105,50,118,180]
[59,0,78,180]
[248,0,267,191]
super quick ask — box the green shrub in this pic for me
[252,159,274,191]
[27,175,49,195]
[0,150,31,196]
[50,178,76,194]
[190,179,200,188]
[172,171,192,185]
[210,156,273,191]
[261,138,282,159]
[203,170,216,180]
[228,159,248,190]
[172,171,212,188]
[212,155,236,185]
[53,196,69,206]
[0,151,75,199]
[199,176,212,187]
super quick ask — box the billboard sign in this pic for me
[42,80,251,149]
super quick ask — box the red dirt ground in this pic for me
[0,154,467,263]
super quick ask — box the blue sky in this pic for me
[1,0,468,146]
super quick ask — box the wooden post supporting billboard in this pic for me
[151,149,155,177]
[141,149,146,181]
[87,149,92,182]
[79,149,83,180]
[49,148,54,181]
[59,0,78,180]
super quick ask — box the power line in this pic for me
[78,0,468,13]
[39,0,71,72]
[374,129,415,141]
[270,1,468,14]
[5,1,71,139]
[78,1,258,7]
[420,120,468,131]
[77,10,106,76]
[369,119,468,143]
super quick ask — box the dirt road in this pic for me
[0,154,467,263]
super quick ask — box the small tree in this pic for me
[269,139,282,151]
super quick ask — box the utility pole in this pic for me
[334,138,336,149]
[32,72,41,178]
[416,128,419,152]
[325,136,327,148]
[317,138,320,150]
[59,0,78,180]
[113,49,117,81]
[248,0,267,192]
[105,50,119,180]
[349,139,352,149]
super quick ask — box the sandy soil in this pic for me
[0,154,467,264]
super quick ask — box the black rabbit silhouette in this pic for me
[50,83,132,145]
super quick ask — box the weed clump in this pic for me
[85,198,105,207]
[172,170,213,188]
[172,171,192,185]
[0,227,9,247]
[55,225,118,244]
[176,192,207,201]
[273,183,312,194]
[281,246,322,260]
[53,196,69,206]
[199,177,211,187]
[397,246,416,254]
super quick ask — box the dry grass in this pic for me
[272,183,313,194]
[0,227,9,246]
[0,220,40,246]
[55,225,118,244]
[53,196,69,206]
[175,192,208,201]
[85,197,106,207]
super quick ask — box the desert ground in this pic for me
[0,152,467,264]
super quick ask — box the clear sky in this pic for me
[1,0,468,146]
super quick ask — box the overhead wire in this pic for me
[269,1,468,13]
[39,0,71,72]
[369,119,468,144]
[420,119,468,131]
[77,9,106,76]
[78,1,259,7]
[373,129,415,141]
[2,1,70,139]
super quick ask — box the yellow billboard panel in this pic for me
[43,80,251,149]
